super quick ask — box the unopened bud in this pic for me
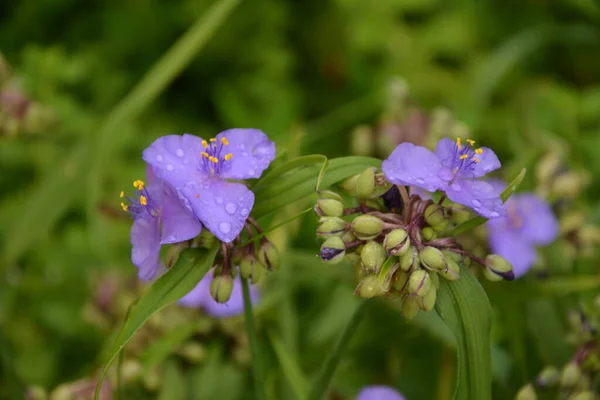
[424,204,446,227]
[360,241,386,272]
[515,384,537,400]
[408,270,432,296]
[560,362,581,388]
[239,257,262,282]
[438,258,460,281]
[450,206,471,225]
[315,198,344,217]
[351,215,383,240]
[421,227,437,242]
[401,295,420,320]
[320,237,346,264]
[351,125,375,156]
[178,342,206,363]
[399,247,418,271]
[419,246,448,271]
[318,190,344,202]
[430,271,440,290]
[536,366,560,388]
[484,254,515,281]
[357,275,385,298]
[199,229,217,249]
[383,228,410,256]
[258,241,280,271]
[317,217,347,238]
[121,359,143,383]
[418,286,437,311]
[570,391,596,400]
[393,270,410,293]
[210,275,234,304]
[356,167,376,200]
[340,174,360,196]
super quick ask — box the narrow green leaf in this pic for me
[450,168,526,236]
[158,361,187,400]
[435,266,493,400]
[141,323,197,372]
[239,207,313,246]
[242,278,267,400]
[255,155,328,189]
[269,332,309,400]
[377,257,400,291]
[307,300,369,400]
[485,274,600,301]
[315,158,330,191]
[94,245,219,399]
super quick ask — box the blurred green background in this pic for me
[1,0,600,398]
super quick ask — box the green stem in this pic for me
[307,300,369,400]
[241,278,267,400]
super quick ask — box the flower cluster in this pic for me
[315,147,515,320]
[121,129,277,305]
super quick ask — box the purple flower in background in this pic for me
[122,166,202,280]
[382,138,505,218]
[178,269,260,318]
[143,129,275,243]
[486,180,559,278]
[356,385,406,400]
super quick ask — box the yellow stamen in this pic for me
[140,195,148,206]
[224,153,233,161]
[121,202,128,211]
[475,148,483,155]
[209,138,217,142]
[200,152,209,158]
[456,138,462,149]
[209,156,219,163]
[221,137,229,146]
[473,158,480,163]
[467,139,475,146]
[133,180,145,190]
[459,154,468,160]
[201,140,208,148]
[119,191,124,198]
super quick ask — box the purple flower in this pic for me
[356,385,406,400]
[382,138,505,218]
[178,269,260,318]
[486,180,559,278]
[143,129,276,243]
[123,166,202,280]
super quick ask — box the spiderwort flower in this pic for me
[178,270,260,318]
[143,129,275,243]
[382,138,505,218]
[122,166,202,280]
[356,385,406,400]
[486,181,559,278]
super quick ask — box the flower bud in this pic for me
[320,237,346,264]
[424,204,446,227]
[401,295,420,320]
[351,125,375,156]
[408,270,432,297]
[421,227,437,242]
[419,246,448,272]
[570,391,596,400]
[399,246,418,271]
[210,275,234,304]
[317,217,347,238]
[356,167,376,200]
[315,198,344,217]
[560,362,581,388]
[515,384,537,400]
[438,258,460,281]
[393,270,410,293]
[429,270,440,290]
[383,228,410,256]
[536,366,560,388]
[450,206,471,225]
[351,215,383,240]
[239,257,262,282]
[258,241,280,271]
[360,241,386,272]
[431,218,452,234]
[318,190,344,202]
[121,359,143,383]
[357,275,385,299]
[340,174,360,196]
[418,286,437,311]
[484,254,514,281]
[178,342,206,363]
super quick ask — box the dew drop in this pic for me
[450,183,462,192]
[166,164,174,171]
[240,144,245,150]
[241,208,249,217]
[248,169,255,176]
[253,142,272,158]
[219,222,231,234]
[156,155,163,162]
[490,211,500,218]
[215,197,224,204]
[225,202,237,214]
[472,200,482,207]
[176,148,184,157]
[416,178,425,184]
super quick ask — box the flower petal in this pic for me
[488,228,537,278]
[142,134,206,190]
[177,272,212,308]
[446,179,506,218]
[160,184,202,244]
[382,143,444,192]
[130,217,161,281]
[202,274,260,318]
[357,385,406,400]
[181,179,254,243]
[216,128,276,180]
[434,138,459,169]
[515,194,558,245]
[434,138,501,178]
[469,146,501,178]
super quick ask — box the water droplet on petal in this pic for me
[240,144,245,150]
[253,142,272,158]
[416,178,425,184]
[219,222,231,234]
[156,155,163,162]
[225,202,237,214]
[241,208,249,217]
[248,169,255,176]
[215,197,223,204]
[166,164,174,171]
[472,200,481,207]
[450,183,462,192]
[490,211,500,218]
[176,148,184,157]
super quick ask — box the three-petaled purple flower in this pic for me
[178,269,260,318]
[486,181,558,278]
[356,385,406,400]
[143,129,276,243]
[121,166,202,280]
[382,138,505,218]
